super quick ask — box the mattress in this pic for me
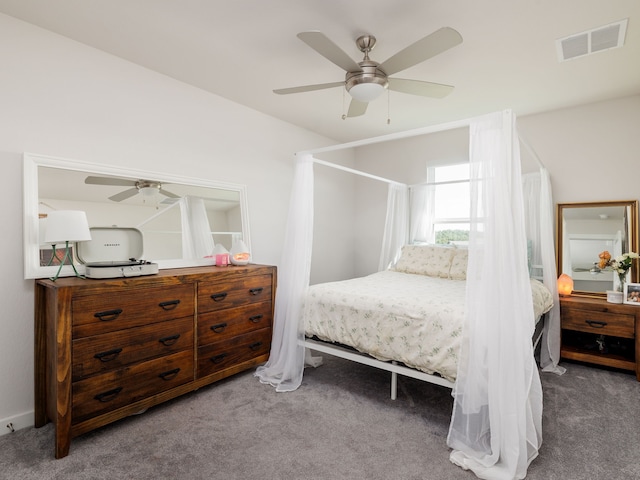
[303,270,553,383]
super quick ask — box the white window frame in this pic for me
[427,163,470,245]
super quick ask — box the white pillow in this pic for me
[449,248,468,280]
[393,245,455,278]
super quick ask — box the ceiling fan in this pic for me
[85,176,180,202]
[274,28,463,117]
[573,265,609,275]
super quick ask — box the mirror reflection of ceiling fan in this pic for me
[274,28,463,118]
[85,176,179,202]
[573,264,610,275]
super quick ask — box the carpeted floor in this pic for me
[2,356,639,479]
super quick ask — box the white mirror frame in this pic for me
[23,152,251,279]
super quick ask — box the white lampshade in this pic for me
[212,243,229,255]
[348,82,386,102]
[44,210,92,244]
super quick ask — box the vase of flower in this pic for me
[598,250,639,294]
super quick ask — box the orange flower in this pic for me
[598,250,611,269]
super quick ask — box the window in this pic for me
[424,163,470,245]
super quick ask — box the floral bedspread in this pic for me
[303,270,553,383]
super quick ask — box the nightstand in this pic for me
[560,295,640,381]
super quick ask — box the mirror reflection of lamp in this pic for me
[44,210,92,281]
[557,273,574,296]
[229,239,250,266]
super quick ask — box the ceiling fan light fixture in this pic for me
[138,182,160,198]
[347,81,387,102]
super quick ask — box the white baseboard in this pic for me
[0,411,34,436]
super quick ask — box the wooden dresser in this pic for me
[560,295,640,381]
[34,264,276,458]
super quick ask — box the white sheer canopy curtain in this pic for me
[179,195,215,259]
[522,171,565,375]
[255,154,315,392]
[378,183,409,271]
[447,111,543,480]
[409,183,435,244]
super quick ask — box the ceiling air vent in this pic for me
[556,18,628,62]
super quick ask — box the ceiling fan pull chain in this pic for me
[341,89,347,120]
[387,90,391,124]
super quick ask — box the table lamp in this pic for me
[44,210,92,281]
[557,273,574,296]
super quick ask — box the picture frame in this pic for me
[623,283,640,305]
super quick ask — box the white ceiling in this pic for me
[1,0,639,143]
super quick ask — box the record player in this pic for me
[76,227,159,279]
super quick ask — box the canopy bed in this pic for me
[256,110,562,480]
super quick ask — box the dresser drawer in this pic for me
[72,350,194,423]
[198,302,272,346]
[72,317,193,381]
[198,275,272,313]
[72,284,195,337]
[561,307,635,338]
[197,328,271,378]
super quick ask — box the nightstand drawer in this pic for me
[561,307,634,338]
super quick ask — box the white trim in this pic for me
[0,411,33,436]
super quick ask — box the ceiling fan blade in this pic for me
[85,175,137,187]
[346,99,368,117]
[388,78,454,98]
[380,27,463,76]
[273,81,344,95]
[159,188,180,199]
[297,31,363,73]
[108,188,139,202]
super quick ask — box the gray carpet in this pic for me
[2,356,639,480]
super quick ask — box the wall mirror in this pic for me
[24,153,250,279]
[557,200,638,296]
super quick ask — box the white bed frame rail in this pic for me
[302,338,455,400]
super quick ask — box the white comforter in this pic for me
[303,270,553,383]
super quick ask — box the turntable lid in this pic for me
[76,227,144,265]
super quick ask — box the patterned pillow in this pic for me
[393,245,455,278]
[449,248,468,280]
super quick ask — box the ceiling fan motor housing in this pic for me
[345,60,389,101]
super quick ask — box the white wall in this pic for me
[350,97,640,275]
[0,13,356,434]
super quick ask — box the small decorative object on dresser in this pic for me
[560,295,640,381]
[34,264,276,459]
[624,283,640,305]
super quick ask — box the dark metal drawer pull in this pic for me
[249,314,263,323]
[158,300,180,310]
[159,334,180,346]
[158,368,180,381]
[94,309,123,321]
[249,287,264,295]
[94,387,123,403]
[586,320,608,328]
[94,348,123,362]
[210,353,227,364]
[210,293,228,302]
[210,322,228,333]
[249,341,263,351]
